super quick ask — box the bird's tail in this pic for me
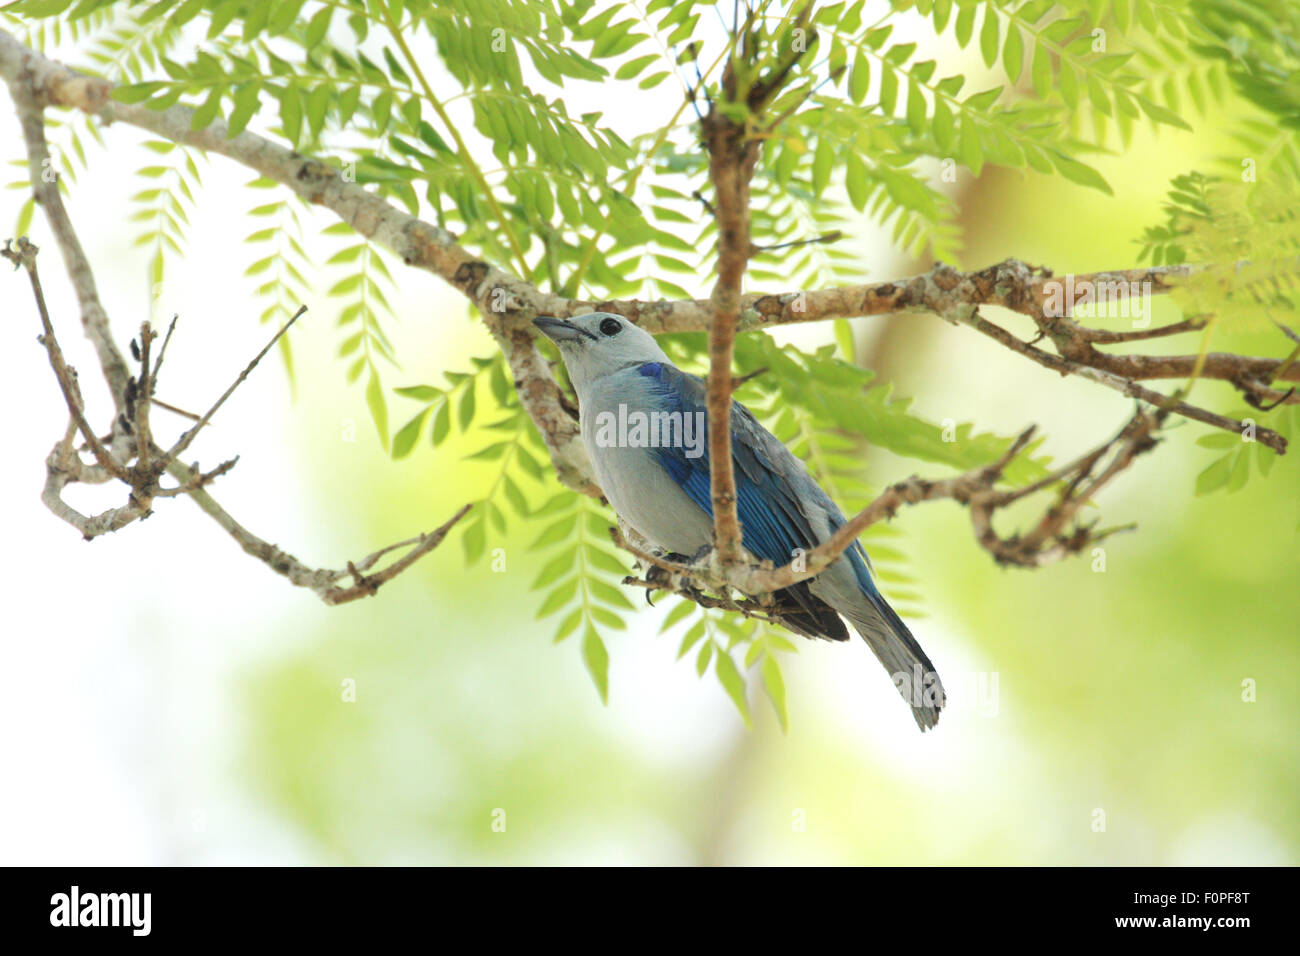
[843,549,946,730]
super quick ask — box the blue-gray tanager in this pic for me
[534,312,945,729]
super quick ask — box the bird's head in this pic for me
[532,311,669,392]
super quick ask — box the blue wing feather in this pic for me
[633,362,941,727]
[638,361,860,578]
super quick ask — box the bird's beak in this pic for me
[532,316,594,344]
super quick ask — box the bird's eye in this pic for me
[599,317,622,337]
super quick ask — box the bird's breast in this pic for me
[579,374,714,555]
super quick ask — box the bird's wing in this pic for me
[637,362,946,728]
[636,361,827,568]
[639,360,882,573]
[635,361,851,641]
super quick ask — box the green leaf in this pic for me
[1002,25,1024,84]
[392,407,430,458]
[1195,454,1233,495]
[1060,64,1079,108]
[615,54,657,80]
[1087,74,1111,116]
[955,4,975,46]
[15,197,34,236]
[659,599,696,633]
[462,514,486,565]
[365,372,389,449]
[714,651,750,725]
[582,626,610,704]
[1196,432,1239,450]
[1049,150,1112,194]
[1227,445,1252,493]
[305,5,333,48]
[112,82,165,105]
[305,84,331,139]
[849,51,870,105]
[906,81,927,133]
[553,607,582,643]
[431,401,451,445]
[171,0,207,27]
[845,152,869,210]
[812,136,835,196]
[678,620,707,658]
[932,96,955,152]
[458,383,477,431]
[227,83,262,138]
[1255,439,1277,477]
[394,384,441,401]
[531,514,578,549]
[191,89,223,131]
[761,654,788,732]
[879,62,898,113]
[280,84,303,146]
[979,7,1000,68]
[536,578,578,617]
[695,640,713,676]
[1031,44,1052,99]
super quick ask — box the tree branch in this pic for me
[696,11,812,570]
[0,68,470,602]
[0,24,1291,623]
[2,28,1291,464]
[620,406,1163,605]
[700,93,759,566]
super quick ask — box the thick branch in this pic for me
[3,30,1291,463]
[1,26,1290,622]
[0,27,591,492]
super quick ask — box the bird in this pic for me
[533,311,945,730]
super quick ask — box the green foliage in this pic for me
[324,221,401,446]
[387,352,639,699]
[1140,169,1300,333]
[5,114,95,233]
[1194,406,1296,510]
[1132,0,1300,518]
[1191,0,1300,128]
[8,0,1288,717]
[657,597,800,729]
[726,332,1051,482]
[1174,191,1300,335]
[528,490,635,703]
[1138,170,1216,266]
[242,177,313,382]
[128,138,202,288]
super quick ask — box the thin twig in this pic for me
[151,313,178,380]
[151,398,203,422]
[1080,315,1209,343]
[319,504,474,605]
[3,238,132,482]
[161,305,306,465]
[750,230,842,257]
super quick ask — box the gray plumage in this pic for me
[534,312,945,729]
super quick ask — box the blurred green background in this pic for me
[233,110,1299,865]
[3,8,1297,868]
